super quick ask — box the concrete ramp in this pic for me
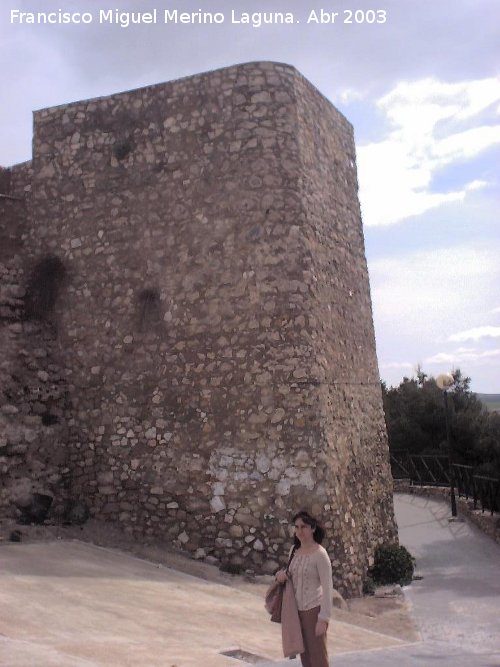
[0,541,407,667]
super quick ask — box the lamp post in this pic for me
[436,373,457,517]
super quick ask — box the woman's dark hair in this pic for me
[292,510,325,546]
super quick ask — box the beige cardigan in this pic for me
[288,545,333,622]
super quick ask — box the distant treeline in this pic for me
[382,369,500,478]
[476,394,500,412]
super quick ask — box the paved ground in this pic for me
[263,493,500,667]
[1,493,499,666]
[397,493,500,655]
[0,537,407,666]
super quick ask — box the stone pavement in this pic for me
[262,492,500,666]
[1,493,499,666]
[0,538,407,667]
[266,642,500,666]
[396,493,500,654]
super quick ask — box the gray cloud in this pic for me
[3,0,499,165]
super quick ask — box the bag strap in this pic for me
[285,545,297,574]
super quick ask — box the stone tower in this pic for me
[0,62,396,595]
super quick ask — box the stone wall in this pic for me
[2,62,396,595]
[0,162,72,516]
[291,75,397,579]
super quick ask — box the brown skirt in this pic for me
[297,606,329,667]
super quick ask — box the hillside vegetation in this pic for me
[477,394,500,412]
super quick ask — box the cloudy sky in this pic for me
[2,0,499,392]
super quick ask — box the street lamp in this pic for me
[436,373,457,517]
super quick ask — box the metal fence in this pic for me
[390,450,500,515]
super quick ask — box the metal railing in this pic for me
[390,450,500,515]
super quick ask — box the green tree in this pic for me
[382,368,500,477]
[476,411,500,477]
[382,376,445,454]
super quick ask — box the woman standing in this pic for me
[275,511,333,667]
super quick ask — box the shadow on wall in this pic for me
[137,287,162,332]
[24,255,66,322]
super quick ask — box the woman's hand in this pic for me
[315,620,328,637]
[275,569,288,584]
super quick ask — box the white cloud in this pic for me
[379,361,414,370]
[465,180,489,191]
[423,353,457,364]
[338,88,365,104]
[372,243,500,390]
[448,326,500,342]
[425,349,500,364]
[370,243,500,339]
[357,77,500,226]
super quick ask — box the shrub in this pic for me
[362,576,376,596]
[369,543,415,586]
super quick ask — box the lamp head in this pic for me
[436,373,454,390]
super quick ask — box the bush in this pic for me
[362,576,376,596]
[369,544,415,586]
